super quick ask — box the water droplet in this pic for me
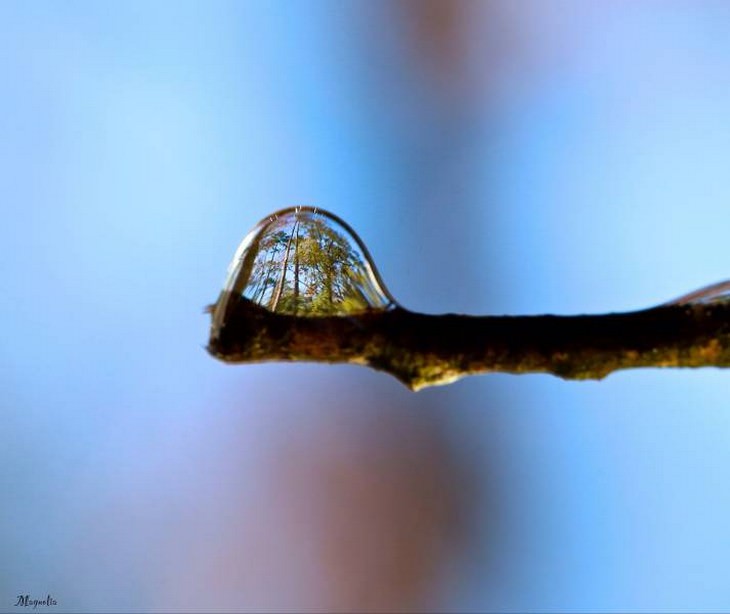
[214,206,396,321]
[664,279,730,306]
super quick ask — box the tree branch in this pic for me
[207,294,730,391]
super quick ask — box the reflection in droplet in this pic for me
[664,279,730,306]
[218,206,396,317]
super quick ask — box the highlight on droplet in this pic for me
[214,206,396,319]
[664,279,730,306]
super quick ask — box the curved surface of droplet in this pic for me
[663,279,730,306]
[217,206,396,319]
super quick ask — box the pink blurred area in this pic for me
[68,374,496,612]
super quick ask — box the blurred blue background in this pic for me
[2,1,730,611]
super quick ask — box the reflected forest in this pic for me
[241,212,391,316]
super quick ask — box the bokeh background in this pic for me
[3,1,730,611]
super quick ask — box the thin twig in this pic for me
[207,294,730,391]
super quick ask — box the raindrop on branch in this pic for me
[211,206,397,336]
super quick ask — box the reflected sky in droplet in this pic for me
[222,207,395,316]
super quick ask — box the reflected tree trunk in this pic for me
[293,221,300,312]
[271,220,298,311]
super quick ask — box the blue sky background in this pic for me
[2,2,730,611]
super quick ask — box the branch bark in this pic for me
[207,294,730,391]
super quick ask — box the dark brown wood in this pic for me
[207,293,730,390]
